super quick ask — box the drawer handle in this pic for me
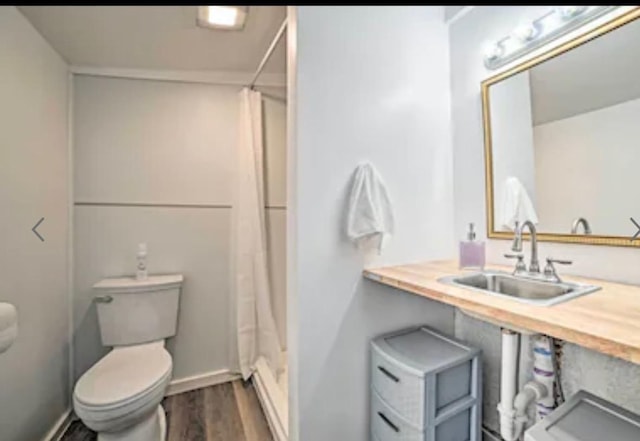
[377,412,400,433]
[378,366,400,383]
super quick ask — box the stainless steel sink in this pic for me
[438,270,600,306]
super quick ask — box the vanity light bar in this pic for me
[484,6,618,70]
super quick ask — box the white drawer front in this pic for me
[371,389,424,441]
[371,346,426,426]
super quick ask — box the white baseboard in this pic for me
[253,358,288,441]
[43,408,74,441]
[165,369,240,396]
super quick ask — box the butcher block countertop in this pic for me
[363,260,640,365]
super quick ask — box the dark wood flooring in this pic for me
[61,381,273,441]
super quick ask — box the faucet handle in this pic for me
[546,257,572,266]
[504,253,526,273]
[543,257,572,282]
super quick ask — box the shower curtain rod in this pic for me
[249,17,287,89]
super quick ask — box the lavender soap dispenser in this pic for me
[459,223,485,270]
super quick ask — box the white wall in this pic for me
[450,5,640,434]
[0,6,70,441]
[490,70,537,229]
[72,75,287,381]
[534,97,640,236]
[291,6,455,441]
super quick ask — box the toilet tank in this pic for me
[93,274,183,346]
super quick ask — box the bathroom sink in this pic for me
[438,271,600,306]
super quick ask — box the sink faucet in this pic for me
[512,220,540,273]
[571,217,592,235]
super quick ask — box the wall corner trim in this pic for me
[253,358,288,441]
[447,6,474,26]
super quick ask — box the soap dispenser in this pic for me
[459,223,485,270]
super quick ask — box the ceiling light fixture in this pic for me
[483,6,617,70]
[483,42,504,62]
[512,21,540,42]
[197,6,248,30]
[556,6,588,20]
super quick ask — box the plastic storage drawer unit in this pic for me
[525,390,640,441]
[371,325,482,441]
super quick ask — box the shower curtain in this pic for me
[233,87,282,380]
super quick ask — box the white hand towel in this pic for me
[347,162,395,252]
[500,176,539,230]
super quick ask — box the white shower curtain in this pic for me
[233,87,282,380]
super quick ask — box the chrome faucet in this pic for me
[511,220,540,273]
[571,217,592,235]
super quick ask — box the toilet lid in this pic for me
[75,342,172,407]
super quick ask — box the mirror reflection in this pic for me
[486,15,640,239]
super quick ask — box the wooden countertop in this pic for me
[364,260,640,364]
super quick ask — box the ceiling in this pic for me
[444,6,466,22]
[530,16,640,125]
[18,6,286,73]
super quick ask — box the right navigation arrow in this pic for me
[630,217,640,241]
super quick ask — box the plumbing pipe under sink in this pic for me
[498,330,555,441]
[498,329,522,441]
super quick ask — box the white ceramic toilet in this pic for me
[73,274,183,441]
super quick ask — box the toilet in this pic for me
[73,274,183,441]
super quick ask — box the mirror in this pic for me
[482,9,640,247]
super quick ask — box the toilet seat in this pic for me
[74,341,172,432]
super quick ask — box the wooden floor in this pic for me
[61,381,273,441]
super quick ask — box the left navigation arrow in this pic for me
[32,217,45,242]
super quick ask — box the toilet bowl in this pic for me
[74,341,172,440]
[74,274,183,441]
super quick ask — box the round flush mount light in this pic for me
[197,6,248,31]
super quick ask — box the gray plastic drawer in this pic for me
[371,344,426,426]
[372,388,425,441]
[371,326,481,429]
[372,388,477,441]
[524,390,640,441]
[433,406,472,441]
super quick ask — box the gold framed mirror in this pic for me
[482,7,640,247]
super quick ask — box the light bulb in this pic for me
[484,42,504,62]
[512,21,540,42]
[206,6,239,27]
[555,6,587,20]
[197,6,248,30]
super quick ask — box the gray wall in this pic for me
[72,76,286,382]
[0,6,70,441]
[449,5,640,435]
[292,6,456,441]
